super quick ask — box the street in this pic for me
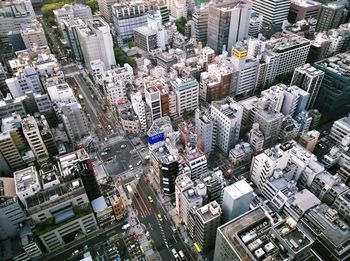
[132,177,195,261]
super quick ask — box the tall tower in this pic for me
[207,0,252,54]
[251,0,291,26]
[291,64,324,109]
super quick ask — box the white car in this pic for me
[171,249,179,259]
[101,152,107,156]
[129,165,133,170]
[104,137,108,142]
[120,144,127,149]
[179,250,185,260]
[137,160,142,166]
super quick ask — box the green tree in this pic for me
[41,0,73,25]
[85,0,99,13]
[113,48,136,67]
[175,16,187,35]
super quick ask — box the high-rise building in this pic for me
[214,207,314,261]
[112,2,151,44]
[329,115,350,144]
[288,0,321,23]
[175,174,193,221]
[62,19,86,61]
[222,180,253,222]
[0,0,36,42]
[22,115,48,159]
[77,18,116,73]
[192,5,209,45]
[60,102,89,143]
[0,114,27,171]
[193,201,221,252]
[0,177,26,240]
[171,75,199,116]
[6,67,43,98]
[316,2,345,32]
[97,0,119,23]
[159,5,169,24]
[251,0,291,26]
[253,109,284,147]
[231,42,259,97]
[183,144,208,181]
[20,21,47,49]
[291,64,324,109]
[207,0,252,54]
[210,97,243,154]
[131,92,147,132]
[54,4,92,32]
[151,145,179,195]
[145,85,162,123]
[195,109,217,155]
[134,26,157,52]
[314,52,350,121]
[248,123,264,153]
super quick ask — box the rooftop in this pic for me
[58,148,90,174]
[14,166,39,193]
[211,97,242,119]
[196,201,221,224]
[0,177,16,198]
[266,35,310,53]
[224,180,253,199]
[301,204,350,247]
[134,26,156,36]
[153,146,177,164]
[315,52,350,78]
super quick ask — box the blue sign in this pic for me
[148,133,165,145]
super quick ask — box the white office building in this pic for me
[6,67,43,98]
[222,180,253,222]
[210,97,243,154]
[231,43,259,97]
[131,92,147,132]
[329,115,350,144]
[195,109,217,155]
[171,76,199,116]
[77,18,116,73]
[60,102,89,143]
[0,0,36,42]
[251,0,291,25]
[14,166,41,206]
[54,4,92,32]
[97,0,119,23]
[96,64,134,104]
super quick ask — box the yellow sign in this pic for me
[232,48,247,58]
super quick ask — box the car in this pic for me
[120,144,127,149]
[140,148,145,152]
[137,160,142,166]
[108,125,112,130]
[106,157,113,162]
[104,147,111,151]
[157,213,163,222]
[101,151,107,156]
[171,249,179,259]
[148,196,153,203]
[98,124,102,129]
[128,164,133,169]
[134,192,139,198]
[179,250,185,260]
[104,137,108,142]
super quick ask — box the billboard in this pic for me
[147,133,164,145]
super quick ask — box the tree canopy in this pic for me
[114,48,136,68]
[175,16,187,35]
